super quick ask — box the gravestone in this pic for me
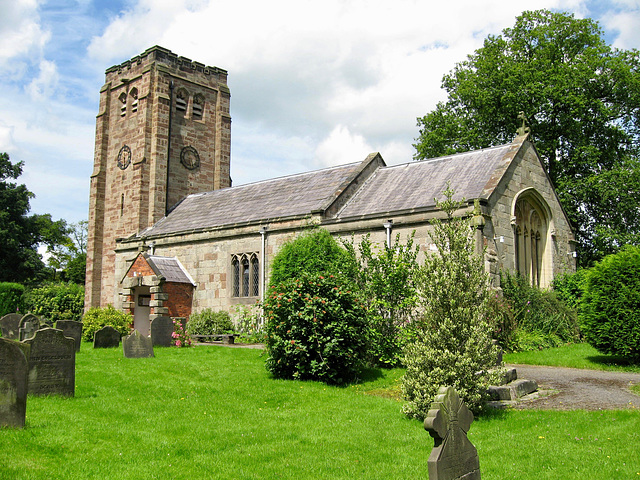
[93,326,122,348]
[0,338,30,428]
[123,329,154,358]
[0,313,22,340]
[23,328,75,397]
[19,314,41,341]
[424,386,481,480]
[150,316,173,347]
[56,320,83,352]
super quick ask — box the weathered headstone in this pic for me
[19,314,40,341]
[0,338,30,428]
[93,326,122,348]
[0,313,22,340]
[56,320,83,352]
[424,386,481,480]
[150,316,174,347]
[123,329,154,358]
[23,328,75,397]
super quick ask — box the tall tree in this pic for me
[0,153,69,283]
[414,9,640,265]
[46,220,88,284]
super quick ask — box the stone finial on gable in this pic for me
[424,386,481,480]
[516,111,530,136]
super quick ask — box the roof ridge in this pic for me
[416,143,512,165]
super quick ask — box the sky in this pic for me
[1,0,639,225]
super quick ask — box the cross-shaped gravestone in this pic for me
[424,386,481,480]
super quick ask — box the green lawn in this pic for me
[504,342,640,373]
[2,344,639,479]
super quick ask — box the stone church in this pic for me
[85,46,576,335]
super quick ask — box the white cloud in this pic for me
[26,60,59,100]
[599,8,640,49]
[0,0,50,72]
[315,126,373,168]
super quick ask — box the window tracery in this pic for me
[231,253,259,297]
[513,192,549,287]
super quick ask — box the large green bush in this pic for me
[0,282,25,317]
[24,282,84,322]
[264,274,369,385]
[269,228,352,286]
[552,269,588,310]
[500,271,580,350]
[402,191,501,417]
[186,309,234,336]
[81,305,132,341]
[579,246,640,360]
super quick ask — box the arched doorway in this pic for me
[512,189,553,288]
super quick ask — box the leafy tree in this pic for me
[46,220,88,284]
[343,232,420,367]
[401,186,501,417]
[413,9,640,266]
[269,228,352,286]
[0,152,70,283]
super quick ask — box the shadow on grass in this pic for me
[586,355,640,368]
[358,367,385,383]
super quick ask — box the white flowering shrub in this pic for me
[401,187,502,418]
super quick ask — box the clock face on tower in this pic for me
[117,145,132,170]
[180,146,200,170]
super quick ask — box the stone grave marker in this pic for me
[93,326,122,348]
[0,313,22,340]
[424,386,481,480]
[150,316,173,347]
[23,328,75,397]
[19,314,40,341]
[0,338,30,428]
[56,320,83,352]
[123,329,154,358]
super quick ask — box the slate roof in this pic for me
[140,161,367,237]
[138,139,522,238]
[337,143,514,219]
[146,255,195,284]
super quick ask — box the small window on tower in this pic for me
[130,87,138,113]
[192,94,204,119]
[176,89,188,114]
[119,92,127,117]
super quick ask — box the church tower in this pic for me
[85,46,231,310]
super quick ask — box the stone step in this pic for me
[488,378,538,401]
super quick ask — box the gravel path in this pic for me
[507,364,640,410]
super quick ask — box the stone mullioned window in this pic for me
[231,253,259,298]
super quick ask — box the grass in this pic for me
[504,342,640,373]
[1,344,640,479]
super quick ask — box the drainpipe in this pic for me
[259,226,269,302]
[383,219,393,247]
[165,79,174,216]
